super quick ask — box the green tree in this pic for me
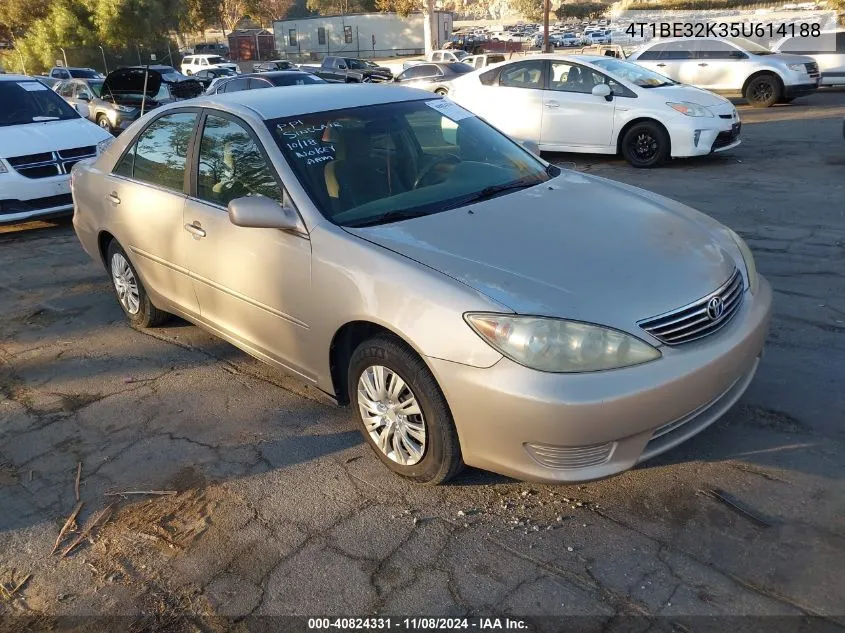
[375,0,420,15]
[0,0,52,38]
[307,0,377,15]
[510,0,544,22]
[245,0,296,24]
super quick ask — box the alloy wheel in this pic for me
[357,365,426,466]
[111,253,140,315]
[631,132,658,162]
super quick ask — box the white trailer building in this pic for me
[272,12,453,61]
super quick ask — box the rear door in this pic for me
[183,111,313,377]
[103,110,200,315]
[541,60,616,149]
[473,59,546,145]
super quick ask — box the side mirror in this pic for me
[592,83,612,101]
[228,196,303,231]
[521,139,541,156]
[338,64,347,69]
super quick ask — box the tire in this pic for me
[434,87,448,96]
[744,74,781,108]
[620,121,670,168]
[96,114,113,135]
[106,240,170,328]
[185,69,193,75]
[348,335,463,485]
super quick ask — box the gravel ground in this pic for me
[1,89,843,631]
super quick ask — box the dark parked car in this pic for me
[192,67,238,89]
[253,60,295,72]
[392,62,474,95]
[193,42,229,56]
[310,56,393,82]
[73,66,202,134]
[204,70,325,95]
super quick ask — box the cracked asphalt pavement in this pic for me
[1,90,844,630]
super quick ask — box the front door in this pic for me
[104,110,200,315]
[541,60,616,149]
[184,112,314,379]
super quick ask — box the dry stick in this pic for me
[104,490,177,497]
[74,462,82,502]
[9,573,31,596]
[60,504,115,559]
[51,501,84,555]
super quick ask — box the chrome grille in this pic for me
[6,146,96,179]
[638,268,744,345]
[805,62,819,78]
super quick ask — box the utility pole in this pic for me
[423,0,437,57]
[543,0,551,53]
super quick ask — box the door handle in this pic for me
[545,101,560,108]
[107,192,120,205]
[184,222,206,238]
[698,63,708,67]
[656,63,667,67]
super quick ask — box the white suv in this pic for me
[180,54,239,76]
[628,37,820,107]
[772,29,845,87]
[0,75,111,224]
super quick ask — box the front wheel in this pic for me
[106,240,170,328]
[745,74,781,108]
[96,114,113,135]
[348,336,463,484]
[620,121,670,168]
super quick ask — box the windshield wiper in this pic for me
[32,116,60,121]
[345,208,434,228]
[458,178,543,206]
[642,82,674,88]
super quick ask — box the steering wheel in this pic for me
[414,154,461,188]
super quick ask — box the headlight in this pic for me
[464,314,661,373]
[667,102,714,117]
[96,138,113,154]
[726,228,759,295]
[787,63,806,72]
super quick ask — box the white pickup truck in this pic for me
[402,49,471,71]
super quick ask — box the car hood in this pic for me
[643,84,731,107]
[0,117,110,158]
[346,171,740,334]
[770,52,816,64]
[102,67,162,98]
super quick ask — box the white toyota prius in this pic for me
[448,54,741,168]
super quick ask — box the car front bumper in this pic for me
[668,106,742,157]
[427,276,772,483]
[783,81,819,98]
[0,172,73,225]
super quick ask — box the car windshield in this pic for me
[728,37,773,55]
[452,50,469,59]
[70,68,100,78]
[88,80,104,97]
[0,80,80,126]
[445,62,474,74]
[345,59,368,69]
[591,58,676,87]
[267,99,551,228]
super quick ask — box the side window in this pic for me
[660,41,694,60]
[499,60,544,89]
[431,52,442,61]
[76,84,92,100]
[222,78,249,93]
[837,32,845,53]
[196,114,282,207]
[636,44,666,61]
[318,27,326,45]
[696,40,742,59]
[474,58,484,68]
[288,29,297,47]
[130,112,197,191]
[248,78,271,89]
[58,82,75,97]
[549,61,594,93]
[479,67,499,86]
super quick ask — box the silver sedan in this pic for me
[71,84,771,484]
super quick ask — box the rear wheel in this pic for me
[348,336,463,484]
[620,121,670,168]
[745,74,781,108]
[106,240,169,328]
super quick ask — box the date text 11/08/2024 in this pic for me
[307,618,528,630]
[625,21,821,39]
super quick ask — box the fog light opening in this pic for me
[693,130,702,147]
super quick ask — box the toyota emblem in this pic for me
[706,296,725,321]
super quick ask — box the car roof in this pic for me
[0,74,34,81]
[195,83,435,120]
[191,53,226,58]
